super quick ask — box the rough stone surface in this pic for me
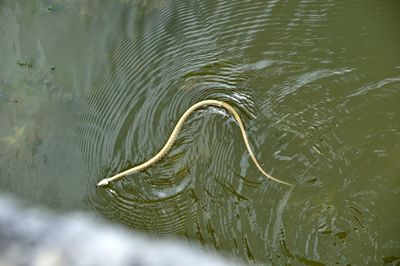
[0,196,243,266]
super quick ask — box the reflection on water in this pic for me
[1,0,399,264]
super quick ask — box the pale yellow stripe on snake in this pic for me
[97,100,293,187]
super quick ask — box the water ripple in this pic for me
[73,0,399,264]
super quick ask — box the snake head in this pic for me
[96,179,110,188]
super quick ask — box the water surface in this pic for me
[0,0,399,264]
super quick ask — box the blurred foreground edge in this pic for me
[0,195,244,266]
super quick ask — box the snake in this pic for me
[97,99,293,187]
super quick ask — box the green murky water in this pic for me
[1,0,399,264]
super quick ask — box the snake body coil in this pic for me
[97,100,292,187]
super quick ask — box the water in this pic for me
[1,0,399,264]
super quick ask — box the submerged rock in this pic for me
[0,196,243,266]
